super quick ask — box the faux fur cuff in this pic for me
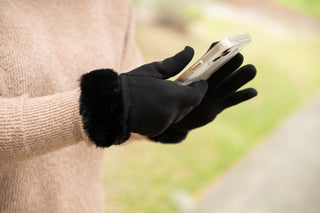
[149,129,188,144]
[79,69,130,148]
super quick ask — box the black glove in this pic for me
[79,47,208,148]
[150,49,257,143]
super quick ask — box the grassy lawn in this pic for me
[102,7,320,213]
[273,0,320,18]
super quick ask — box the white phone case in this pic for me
[175,33,252,85]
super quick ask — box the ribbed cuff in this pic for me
[149,129,188,144]
[79,69,130,148]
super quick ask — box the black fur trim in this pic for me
[79,69,130,148]
[149,130,188,144]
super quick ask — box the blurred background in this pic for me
[103,0,320,212]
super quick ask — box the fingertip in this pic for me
[236,53,244,62]
[237,64,257,81]
[252,88,258,97]
[230,53,244,66]
[244,88,258,99]
[246,65,257,79]
[220,88,258,109]
[183,46,195,61]
[252,88,258,95]
[207,41,219,51]
[184,46,194,54]
[160,47,195,79]
[249,88,258,96]
[242,64,257,74]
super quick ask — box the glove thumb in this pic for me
[122,46,194,79]
[158,46,194,79]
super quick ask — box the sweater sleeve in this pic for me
[119,3,144,73]
[0,89,87,165]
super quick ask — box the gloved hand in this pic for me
[79,47,208,148]
[150,47,257,143]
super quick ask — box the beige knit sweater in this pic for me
[0,0,143,212]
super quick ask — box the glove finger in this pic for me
[207,53,244,89]
[178,80,208,107]
[123,46,194,79]
[157,46,195,79]
[173,106,194,123]
[211,64,256,101]
[206,41,219,52]
[220,88,257,109]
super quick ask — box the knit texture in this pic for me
[0,0,143,212]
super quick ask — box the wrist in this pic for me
[79,69,130,148]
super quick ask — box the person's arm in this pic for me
[119,3,144,74]
[79,47,209,148]
[0,89,87,165]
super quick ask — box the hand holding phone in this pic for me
[175,33,252,85]
[151,37,257,143]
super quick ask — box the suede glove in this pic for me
[79,47,208,148]
[150,47,257,143]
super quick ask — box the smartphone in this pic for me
[175,33,252,85]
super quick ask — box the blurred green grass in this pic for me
[275,0,320,17]
[102,5,320,213]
